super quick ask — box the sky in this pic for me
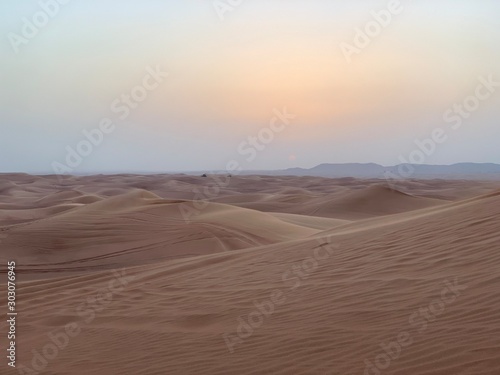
[1,0,499,174]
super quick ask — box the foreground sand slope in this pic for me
[0,174,499,375]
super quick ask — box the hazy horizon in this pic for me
[1,0,500,174]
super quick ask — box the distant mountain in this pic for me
[283,163,385,177]
[243,163,500,180]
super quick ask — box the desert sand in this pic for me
[1,173,500,374]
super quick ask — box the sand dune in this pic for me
[305,184,447,219]
[217,185,447,220]
[1,189,319,276]
[0,174,499,374]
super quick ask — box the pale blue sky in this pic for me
[1,0,499,173]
